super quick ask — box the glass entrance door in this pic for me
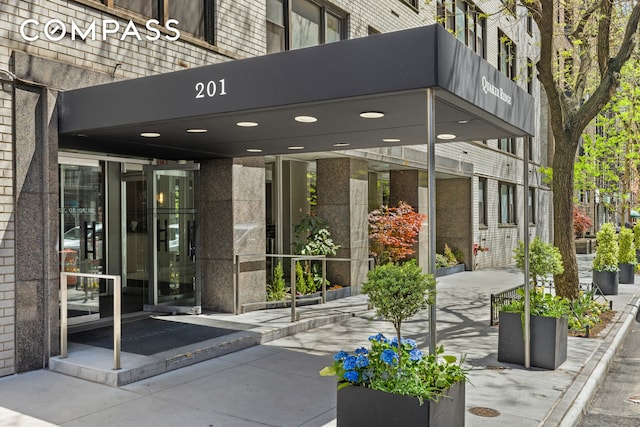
[123,165,199,314]
[59,161,105,324]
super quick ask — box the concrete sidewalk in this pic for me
[0,255,638,426]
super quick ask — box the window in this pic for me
[267,0,347,53]
[528,187,536,224]
[402,0,420,9]
[499,137,517,155]
[527,136,534,162]
[499,183,516,224]
[527,59,534,94]
[437,0,486,58]
[113,0,215,43]
[498,30,516,79]
[478,178,487,226]
[527,12,534,36]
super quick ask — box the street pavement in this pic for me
[0,254,638,426]
[577,308,640,426]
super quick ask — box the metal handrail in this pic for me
[234,253,326,318]
[59,272,122,370]
[235,253,375,322]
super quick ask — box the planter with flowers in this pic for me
[592,223,619,295]
[320,260,467,427]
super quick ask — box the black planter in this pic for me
[337,382,465,427]
[592,270,619,295]
[436,263,466,277]
[619,263,635,284]
[497,311,568,370]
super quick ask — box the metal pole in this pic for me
[322,258,327,303]
[291,258,297,322]
[113,275,121,370]
[60,273,68,359]
[427,88,437,354]
[235,254,241,315]
[523,137,531,368]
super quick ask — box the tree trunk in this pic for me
[553,133,580,300]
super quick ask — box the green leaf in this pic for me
[319,366,336,377]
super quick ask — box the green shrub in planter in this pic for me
[619,227,636,264]
[593,223,619,272]
[593,223,619,294]
[513,237,564,287]
[634,222,640,251]
[618,227,636,284]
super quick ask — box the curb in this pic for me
[549,292,640,426]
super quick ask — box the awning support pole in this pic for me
[427,88,437,355]
[523,137,531,368]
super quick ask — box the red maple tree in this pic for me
[573,205,593,238]
[368,201,427,264]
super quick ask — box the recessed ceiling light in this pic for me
[457,120,469,124]
[294,115,317,123]
[141,132,160,138]
[437,134,457,140]
[382,138,401,143]
[360,111,385,119]
[246,148,263,153]
[288,146,305,150]
[333,142,350,147]
[187,128,208,133]
[237,121,259,127]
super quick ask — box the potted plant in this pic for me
[633,222,640,263]
[592,223,619,295]
[498,238,568,370]
[498,289,570,369]
[320,261,467,426]
[293,214,340,294]
[513,237,564,287]
[618,227,636,284]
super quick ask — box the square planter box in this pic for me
[337,382,465,427]
[592,270,619,295]
[497,311,568,370]
[436,263,466,278]
[619,263,635,284]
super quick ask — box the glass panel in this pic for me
[292,0,321,49]
[60,163,105,322]
[326,13,342,43]
[455,0,466,43]
[267,21,285,53]
[267,0,284,25]
[114,0,157,18]
[500,184,508,223]
[478,179,485,226]
[124,173,149,311]
[154,170,197,307]
[169,0,204,38]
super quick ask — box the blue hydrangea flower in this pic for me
[334,351,349,361]
[381,349,398,365]
[369,333,388,343]
[355,347,368,355]
[343,355,358,371]
[343,370,359,383]
[409,348,423,362]
[403,338,417,349]
[356,355,370,368]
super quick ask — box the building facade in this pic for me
[0,0,549,376]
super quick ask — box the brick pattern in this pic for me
[0,0,542,375]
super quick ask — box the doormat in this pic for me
[69,317,239,356]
